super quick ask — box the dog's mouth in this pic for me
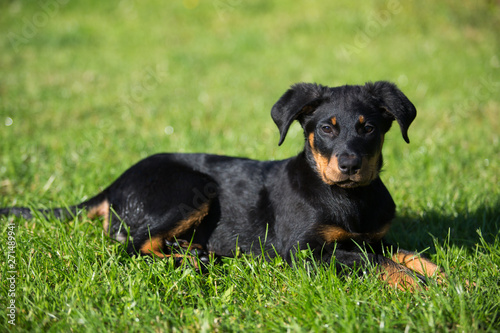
[334,179,360,188]
[310,149,379,188]
[334,178,372,188]
[318,169,372,188]
[328,174,374,188]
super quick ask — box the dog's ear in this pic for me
[271,83,326,146]
[365,81,417,143]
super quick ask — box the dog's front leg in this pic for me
[319,248,431,291]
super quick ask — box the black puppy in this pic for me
[1,81,442,289]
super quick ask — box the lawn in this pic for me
[1,0,499,331]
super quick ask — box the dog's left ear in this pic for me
[271,83,327,146]
[365,81,417,143]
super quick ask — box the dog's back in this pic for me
[1,81,445,290]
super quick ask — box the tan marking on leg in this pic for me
[166,201,210,239]
[392,251,445,282]
[319,223,390,243]
[87,199,110,234]
[140,202,211,257]
[378,262,421,291]
[380,251,447,291]
[141,240,207,271]
[140,235,166,257]
[319,225,354,242]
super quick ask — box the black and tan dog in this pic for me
[1,81,442,289]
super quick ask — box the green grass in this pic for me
[1,0,499,331]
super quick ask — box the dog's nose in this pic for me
[338,154,361,175]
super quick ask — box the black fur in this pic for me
[2,81,441,288]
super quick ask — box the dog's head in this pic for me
[271,81,416,188]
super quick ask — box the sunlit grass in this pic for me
[1,0,499,331]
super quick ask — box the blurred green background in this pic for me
[1,0,498,243]
[1,1,499,331]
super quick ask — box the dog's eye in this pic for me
[364,125,374,133]
[321,125,333,134]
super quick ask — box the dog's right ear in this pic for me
[271,83,326,146]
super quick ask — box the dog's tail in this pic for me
[0,191,109,221]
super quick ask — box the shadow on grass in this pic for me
[387,202,500,252]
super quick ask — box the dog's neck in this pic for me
[286,151,395,233]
